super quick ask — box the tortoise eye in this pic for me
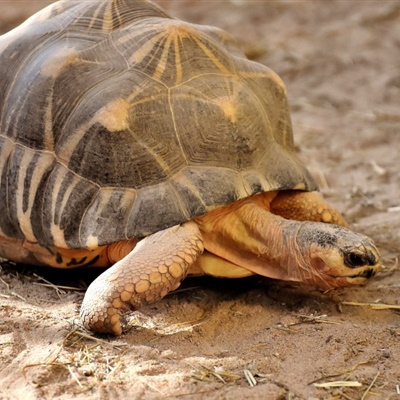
[345,252,366,268]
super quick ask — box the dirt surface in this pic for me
[1,1,399,399]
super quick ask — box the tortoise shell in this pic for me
[0,0,316,252]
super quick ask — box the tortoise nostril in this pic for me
[345,252,366,268]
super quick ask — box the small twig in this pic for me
[309,360,372,384]
[0,277,10,290]
[10,291,27,302]
[44,344,64,365]
[314,381,362,388]
[337,391,358,400]
[23,361,72,375]
[33,282,84,291]
[342,301,400,310]
[211,370,226,384]
[169,286,201,294]
[0,277,27,301]
[33,273,66,299]
[190,363,240,384]
[64,328,126,348]
[370,160,387,177]
[361,371,380,400]
[104,353,126,380]
[244,369,257,387]
[143,381,164,395]
[67,365,83,388]
[273,325,299,333]
[293,313,341,325]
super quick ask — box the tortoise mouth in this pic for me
[348,267,376,280]
[325,262,380,285]
[328,265,380,284]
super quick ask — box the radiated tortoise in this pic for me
[0,0,380,335]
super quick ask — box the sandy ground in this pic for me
[1,1,400,399]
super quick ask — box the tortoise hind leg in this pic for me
[270,190,348,228]
[80,222,204,336]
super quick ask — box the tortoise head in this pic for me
[296,223,381,289]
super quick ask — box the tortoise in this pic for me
[0,0,380,336]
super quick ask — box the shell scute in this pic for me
[80,188,136,246]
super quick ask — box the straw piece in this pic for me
[342,301,400,310]
[314,381,362,388]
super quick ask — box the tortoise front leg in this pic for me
[270,190,349,227]
[80,222,204,335]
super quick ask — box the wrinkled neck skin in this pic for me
[194,192,332,288]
